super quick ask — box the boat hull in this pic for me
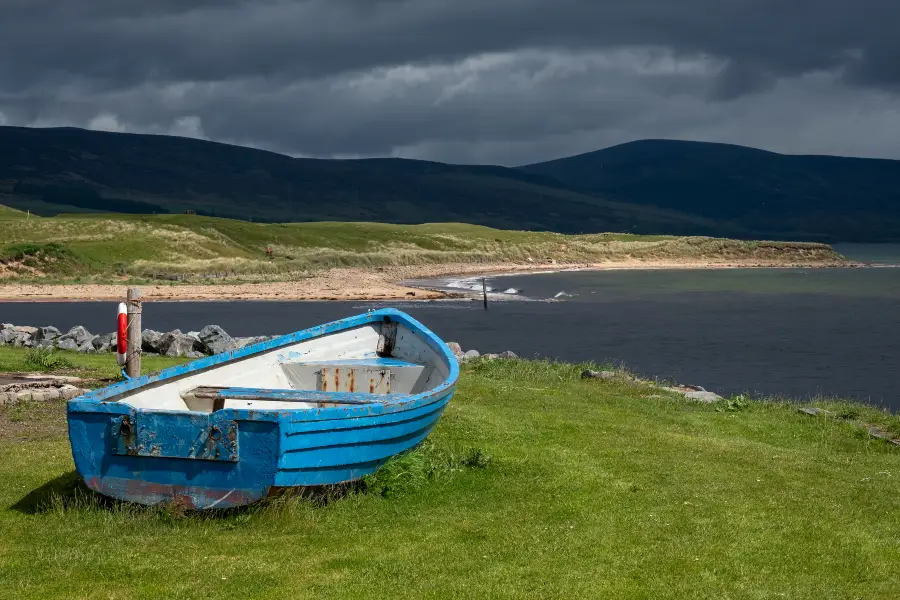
[66,309,458,509]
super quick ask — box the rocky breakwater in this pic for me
[0,323,273,358]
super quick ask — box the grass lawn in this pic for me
[1,357,898,599]
[0,346,186,381]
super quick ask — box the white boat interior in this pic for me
[117,320,450,412]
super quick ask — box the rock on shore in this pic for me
[0,323,275,358]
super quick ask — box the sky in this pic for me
[1,0,899,165]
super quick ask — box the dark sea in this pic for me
[1,244,898,410]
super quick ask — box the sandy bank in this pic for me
[0,258,856,302]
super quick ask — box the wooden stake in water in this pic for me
[126,287,142,378]
[482,278,488,310]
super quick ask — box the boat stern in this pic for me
[67,399,282,510]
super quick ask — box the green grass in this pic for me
[1,357,898,599]
[0,209,846,283]
[0,204,26,219]
[0,346,186,380]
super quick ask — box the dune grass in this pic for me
[1,355,898,599]
[0,209,845,283]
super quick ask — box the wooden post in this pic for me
[482,278,488,310]
[126,287,142,378]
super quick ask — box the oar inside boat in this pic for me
[181,385,411,410]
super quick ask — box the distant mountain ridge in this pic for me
[519,139,900,242]
[2,126,899,241]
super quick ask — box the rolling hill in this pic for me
[0,126,717,237]
[520,139,900,242]
[2,126,899,241]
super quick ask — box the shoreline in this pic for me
[0,258,863,302]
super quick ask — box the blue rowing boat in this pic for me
[66,308,458,509]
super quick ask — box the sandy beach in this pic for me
[0,257,856,302]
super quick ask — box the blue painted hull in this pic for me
[66,309,458,510]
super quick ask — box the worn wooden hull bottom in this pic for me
[66,309,458,510]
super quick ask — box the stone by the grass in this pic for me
[463,349,480,360]
[684,390,723,403]
[13,330,35,347]
[446,342,464,357]
[57,338,79,351]
[15,390,32,403]
[0,324,16,344]
[156,330,182,355]
[59,385,83,400]
[34,326,61,343]
[484,353,500,360]
[93,333,116,352]
[798,407,835,417]
[186,351,206,359]
[581,370,617,380]
[77,338,98,353]
[141,329,163,353]
[198,325,235,355]
[498,351,518,359]
[165,333,202,358]
[58,326,93,347]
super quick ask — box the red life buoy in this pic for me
[116,302,128,366]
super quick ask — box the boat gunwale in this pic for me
[66,308,459,423]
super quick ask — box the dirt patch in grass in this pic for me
[0,399,68,442]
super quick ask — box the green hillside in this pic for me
[0,212,843,282]
[0,126,719,237]
[520,139,900,242]
[5,126,898,241]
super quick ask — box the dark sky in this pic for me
[1,0,898,165]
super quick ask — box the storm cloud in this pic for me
[1,0,898,164]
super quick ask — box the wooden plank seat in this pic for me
[183,386,413,410]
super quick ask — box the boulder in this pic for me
[30,389,52,402]
[446,342,464,357]
[684,390,723,403]
[58,325,93,347]
[185,350,206,359]
[77,337,98,353]
[33,326,61,343]
[0,324,15,344]
[581,370,617,380]
[59,385,84,400]
[57,338,79,351]
[13,331,34,348]
[93,333,117,352]
[484,353,500,360]
[234,336,269,349]
[198,325,236,355]
[141,329,163,353]
[156,330,182,355]
[498,351,518,359]
[165,334,202,358]
[462,349,480,360]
